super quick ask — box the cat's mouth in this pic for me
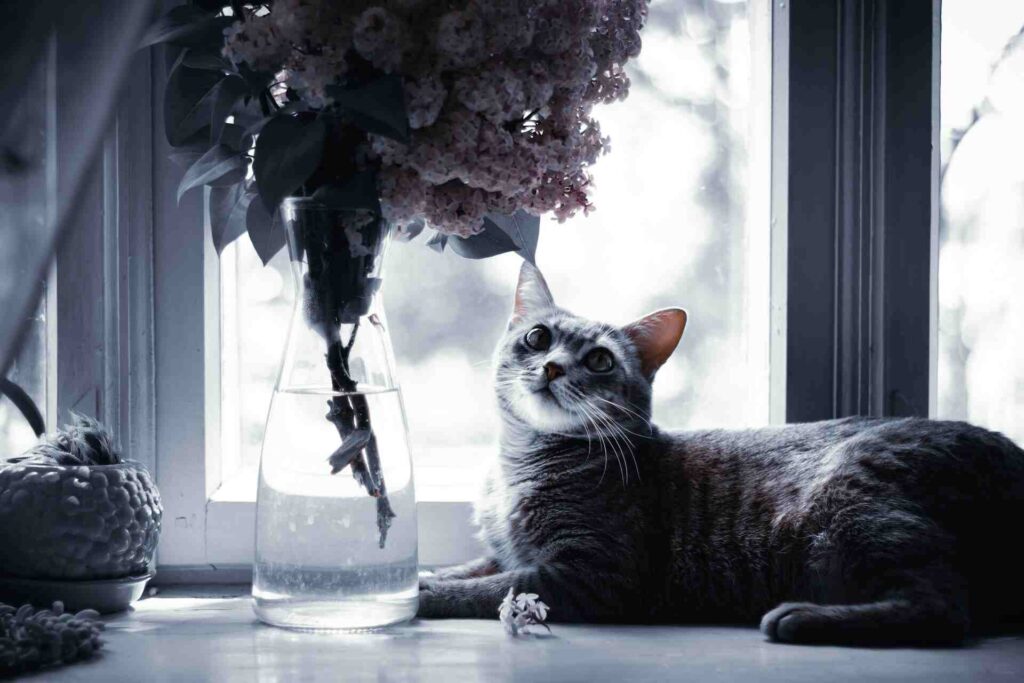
[530,383,571,414]
[512,380,583,432]
[532,384,559,403]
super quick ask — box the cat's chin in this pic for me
[512,387,582,433]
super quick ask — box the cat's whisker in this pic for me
[556,389,593,452]
[598,414,631,487]
[576,396,629,487]
[582,401,640,486]
[596,409,643,485]
[567,399,596,463]
[569,393,613,486]
[563,390,609,475]
[561,387,609,444]
[591,395,654,433]
[586,398,653,445]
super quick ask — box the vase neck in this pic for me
[276,199,397,394]
[281,199,391,329]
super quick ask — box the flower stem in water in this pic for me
[323,323,396,548]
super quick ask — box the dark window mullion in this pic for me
[777,0,937,423]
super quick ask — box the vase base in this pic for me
[252,592,418,631]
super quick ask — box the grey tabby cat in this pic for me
[417,262,1024,645]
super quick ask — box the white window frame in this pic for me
[50,0,941,581]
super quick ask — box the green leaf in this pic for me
[182,47,230,71]
[240,102,308,140]
[177,145,248,203]
[482,210,540,263]
[449,221,519,260]
[253,115,327,212]
[326,75,410,143]
[191,0,230,11]
[209,184,250,254]
[310,171,382,214]
[209,75,250,143]
[426,232,448,253]
[246,197,286,264]
[170,129,215,153]
[140,6,234,49]
[169,150,203,170]
[236,63,275,92]
[165,54,225,146]
[219,123,251,152]
[242,115,272,140]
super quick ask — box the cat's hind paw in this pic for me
[760,602,832,643]
[761,598,970,645]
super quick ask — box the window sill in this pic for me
[64,585,1024,682]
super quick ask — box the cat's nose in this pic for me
[544,362,565,382]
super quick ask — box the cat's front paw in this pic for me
[417,577,451,619]
[760,602,827,643]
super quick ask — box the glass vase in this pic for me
[252,198,417,631]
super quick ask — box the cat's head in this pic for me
[494,262,687,435]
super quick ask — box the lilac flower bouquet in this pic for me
[143,0,650,257]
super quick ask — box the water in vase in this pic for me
[252,386,418,630]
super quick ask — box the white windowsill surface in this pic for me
[43,586,1024,682]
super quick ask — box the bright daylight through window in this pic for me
[938,0,1024,446]
[218,0,771,498]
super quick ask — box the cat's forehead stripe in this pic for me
[552,317,598,338]
[549,316,625,354]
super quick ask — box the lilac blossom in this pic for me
[222,0,650,236]
[498,588,551,636]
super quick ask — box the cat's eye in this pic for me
[524,325,551,351]
[585,348,615,373]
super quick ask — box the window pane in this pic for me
[938,1,1024,444]
[219,243,291,486]
[219,0,771,493]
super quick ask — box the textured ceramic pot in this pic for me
[0,462,162,580]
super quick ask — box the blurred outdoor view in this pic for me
[220,0,771,494]
[938,1,1024,445]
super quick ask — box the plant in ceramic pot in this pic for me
[142,0,649,629]
[0,414,162,611]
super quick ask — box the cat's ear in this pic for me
[623,308,688,379]
[510,261,555,327]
